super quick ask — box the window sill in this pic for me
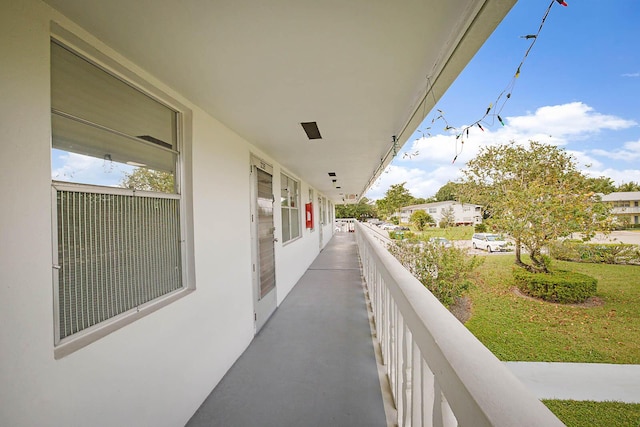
[54,287,194,359]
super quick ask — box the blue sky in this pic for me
[366,0,640,200]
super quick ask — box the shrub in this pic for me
[389,240,483,307]
[549,240,640,265]
[512,267,597,303]
[388,230,416,241]
[474,223,487,233]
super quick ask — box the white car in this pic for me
[428,237,452,248]
[472,233,508,252]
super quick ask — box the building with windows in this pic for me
[601,191,640,226]
[0,1,545,426]
[399,201,483,226]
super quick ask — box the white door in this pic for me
[250,156,277,332]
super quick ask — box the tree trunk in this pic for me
[529,249,549,273]
[514,238,527,268]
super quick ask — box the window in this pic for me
[428,207,437,214]
[50,40,187,352]
[281,173,300,242]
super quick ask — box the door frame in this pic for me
[250,155,277,332]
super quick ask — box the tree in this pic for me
[435,181,461,201]
[376,182,415,218]
[585,176,615,194]
[439,205,455,228]
[335,197,377,220]
[120,168,175,193]
[458,141,611,273]
[410,210,434,231]
[617,181,640,192]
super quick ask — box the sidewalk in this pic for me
[505,362,640,403]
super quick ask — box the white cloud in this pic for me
[506,102,636,138]
[401,102,634,168]
[367,102,638,199]
[566,150,604,170]
[591,139,640,162]
[584,168,640,186]
[52,151,131,186]
[622,72,640,78]
[366,163,465,200]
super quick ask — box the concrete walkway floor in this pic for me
[506,362,640,403]
[186,233,387,427]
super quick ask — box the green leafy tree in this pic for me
[335,197,377,220]
[617,181,640,192]
[120,168,174,193]
[410,210,434,231]
[376,182,416,218]
[458,141,611,273]
[413,197,435,205]
[585,176,616,194]
[435,181,461,201]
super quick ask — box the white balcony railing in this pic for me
[612,206,640,214]
[355,222,564,427]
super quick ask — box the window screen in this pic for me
[51,40,184,344]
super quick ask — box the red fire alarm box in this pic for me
[305,202,314,228]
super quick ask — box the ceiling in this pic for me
[44,0,516,203]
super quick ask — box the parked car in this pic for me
[428,237,452,248]
[472,233,508,252]
[381,223,400,230]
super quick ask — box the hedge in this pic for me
[512,267,597,303]
[549,240,640,265]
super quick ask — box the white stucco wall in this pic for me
[0,1,332,425]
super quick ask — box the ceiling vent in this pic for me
[301,122,322,140]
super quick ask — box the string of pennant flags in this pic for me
[402,0,568,164]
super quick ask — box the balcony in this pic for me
[188,223,562,426]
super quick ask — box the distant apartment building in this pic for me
[601,191,640,225]
[399,201,482,226]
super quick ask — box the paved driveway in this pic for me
[588,230,640,245]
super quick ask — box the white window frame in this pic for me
[280,172,301,243]
[50,31,194,358]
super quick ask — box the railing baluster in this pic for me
[411,340,421,427]
[388,297,396,399]
[441,394,457,427]
[395,308,404,425]
[355,222,564,427]
[402,323,413,427]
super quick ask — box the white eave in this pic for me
[44,0,517,202]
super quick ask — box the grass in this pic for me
[543,400,640,427]
[464,255,640,363]
[407,225,475,241]
[458,251,640,425]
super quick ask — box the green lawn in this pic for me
[464,256,640,425]
[408,225,475,241]
[465,255,640,364]
[543,400,640,427]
